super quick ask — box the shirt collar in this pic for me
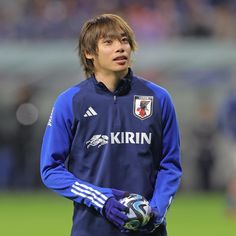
[91,68,133,96]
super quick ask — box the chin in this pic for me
[114,66,129,72]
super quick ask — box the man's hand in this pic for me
[103,189,130,230]
[138,208,162,233]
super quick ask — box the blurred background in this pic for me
[0,0,236,235]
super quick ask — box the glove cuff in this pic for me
[112,189,130,200]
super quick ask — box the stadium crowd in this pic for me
[0,0,236,41]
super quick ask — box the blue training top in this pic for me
[40,69,182,236]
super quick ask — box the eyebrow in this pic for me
[101,32,127,39]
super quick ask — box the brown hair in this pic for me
[77,14,137,78]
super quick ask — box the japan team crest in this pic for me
[133,95,153,120]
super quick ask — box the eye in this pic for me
[103,39,112,45]
[121,37,129,43]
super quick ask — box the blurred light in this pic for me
[16,103,39,126]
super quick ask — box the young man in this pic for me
[40,14,182,236]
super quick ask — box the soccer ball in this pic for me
[119,193,151,230]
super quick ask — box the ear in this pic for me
[85,51,94,60]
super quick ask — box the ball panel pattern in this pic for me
[119,194,151,230]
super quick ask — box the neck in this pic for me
[95,69,128,92]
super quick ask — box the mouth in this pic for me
[113,55,128,61]
[113,55,128,66]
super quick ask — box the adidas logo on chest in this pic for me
[84,106,98,117]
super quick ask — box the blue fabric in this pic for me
[104,197,128,229]
[103,189,129,230]
[40,69,182,236]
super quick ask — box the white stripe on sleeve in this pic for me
[71,189,104,208]
[75,182,108,201]
[70,181,109,209]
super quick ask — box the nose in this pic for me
[115,40,124,52]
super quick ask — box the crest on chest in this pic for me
[133,95,153,120]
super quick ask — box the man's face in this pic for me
[87,33,132,76]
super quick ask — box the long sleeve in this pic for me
[149,91,182,224]
[40,91,113,214]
